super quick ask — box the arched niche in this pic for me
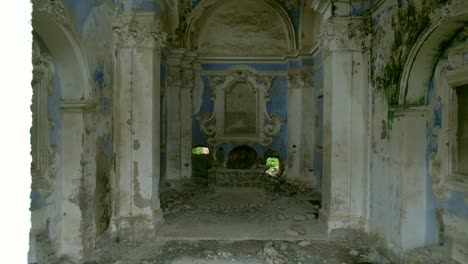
[185,0,296,56]
[399,2,468,104]
[226,145,259,169]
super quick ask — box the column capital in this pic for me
[181,57,197,89]
[182,68,194,89]
[319,17,371,55]
[288,70,313,90]
[113,11,167,49]
[167,66,182,88]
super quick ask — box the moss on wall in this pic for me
[375,0,447,107]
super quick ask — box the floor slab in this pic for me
[157,186,327,241]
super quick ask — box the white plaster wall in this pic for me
[286,85,302,178]
[321,49,369,228]
[368,1,468,260]
[300,76,315,185]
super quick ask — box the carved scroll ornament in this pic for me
[197,67,285,146]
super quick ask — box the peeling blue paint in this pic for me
[288,60,302,69]
[313,65,324,91]
[30,190,48,210]
[193,73,288,161]
[94,64,112,115]
[352,2,365,16]
[94,64,105,93]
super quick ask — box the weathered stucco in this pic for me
[192,0,290,55]
[370,0,468,261]
[29,0,468,263]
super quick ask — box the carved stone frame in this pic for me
[31,39,57,197]
[432,56,468,203]
[197,66,284,146]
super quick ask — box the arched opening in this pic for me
[30,1,94,261]
[192,146,213,182]
[226,145,259,169]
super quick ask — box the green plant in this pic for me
[192,147,209,155]
[266,157,280,169]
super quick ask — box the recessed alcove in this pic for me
[226,145,259,170]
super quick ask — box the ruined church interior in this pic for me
[27,0,468,263]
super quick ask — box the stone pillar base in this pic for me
[116,215,156,241]
[319,209,368,236]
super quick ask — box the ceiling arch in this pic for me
[184,0,297,56]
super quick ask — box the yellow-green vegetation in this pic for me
[266,157,280,169]
[192,147,209,155]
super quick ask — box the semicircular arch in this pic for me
[185,0,297,56]
[399,2,468,104]
[32,3,91,102]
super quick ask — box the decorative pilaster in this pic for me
[318,16,371,233]
[389,106,429,252]
[31,40,55,196]
[112,11,166,240]
[180,55,196,179]
[165,50,185,181]
[286,70,306,179]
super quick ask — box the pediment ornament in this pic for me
[197,67,284,146]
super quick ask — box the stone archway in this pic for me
[31,0,93,260]
[399,2,468,104]
[391,1,468,258]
